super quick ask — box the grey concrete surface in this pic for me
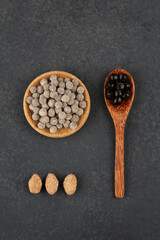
[0,0,160,239]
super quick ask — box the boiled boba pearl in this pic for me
[74,99,79,105]
[50,91,58,99]
[50,126,57,133]
[58,111,66,119]
[63,121,70,128]
[32,114,39,121]
[39,95,47,105]
[48,99,55,108]
[70,92,76,99]
[70,122,77,130]
[32,93,40,99]
[46,122,52,128]
[59,118,65,124]
[30,86,36,93]
[43,84,49,91]
[58,77,63,82]
[49,74,57,80]
[72,79,79,86]
[57,123,63,129]
[77,108,84,116]
[62,102,67,108]
[68,98,75,105]
[40,78,48,86]
[50,117,58,125]
[29,104,34,111]
[32,98,39,107]
[65,89,71,95]
[66,113,72,120]
[48,108,55,117]
[64,78,70,83]
[39,108,47,117]
[40,116,49,123]
[76,94,84,101]
[43,90,50,98]
[33,107,40,114]
[59,81,65,88]
[26,96,33,104]
[49,85,56,92]
[41,104,49,110]
[37,85,43,94]
[50,75,58,86]
[61,94,70,103]
[72,85,78,92]
[55,95,61,101]
[57,87,65,95]
[55,101,62,108]
[64,106,71,114]
[66,81,73,90]
[77,86,84,94]
[71,104,79,113]
[55,108,62,114]
[37,122,45,129]
[71,114,79,123]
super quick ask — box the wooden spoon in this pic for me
[23,71,91,138]
[104,69,135,198]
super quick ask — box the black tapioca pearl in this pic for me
[117,97,122,104]
[122,92,126,99]
[125,82,131,88]
[113,74,118,81]
[115,90,118,97]
[118,90,122,96]
[109,74,116,81]
[125,90,131,99]
[113,98,118,105]
[119,74,123,80]
[106,91,113,99]
[117,82,125,90]
[106,82,111,88]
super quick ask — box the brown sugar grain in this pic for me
[45,173,59,195]
[28,174,42,194]
[63,174,77,195]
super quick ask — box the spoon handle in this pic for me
[115,123,125,198]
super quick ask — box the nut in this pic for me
[45,173,59,195]
[63,174,77,195]
[28,174,42,194]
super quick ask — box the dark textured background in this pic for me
[0,0,160,239]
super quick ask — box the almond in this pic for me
[63,174,77,195]
[45,173,59,195]
[28,174,42,194]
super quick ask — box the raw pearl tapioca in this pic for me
[26,75,87,133]
[105,73,132,106]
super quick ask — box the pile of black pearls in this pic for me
[105,73,132,105]
[26,75,87,133]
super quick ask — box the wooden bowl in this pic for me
[23,71,91,138]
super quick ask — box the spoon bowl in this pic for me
[23,71,91,138]
[104,69,135,198]
[104,69,135,122]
